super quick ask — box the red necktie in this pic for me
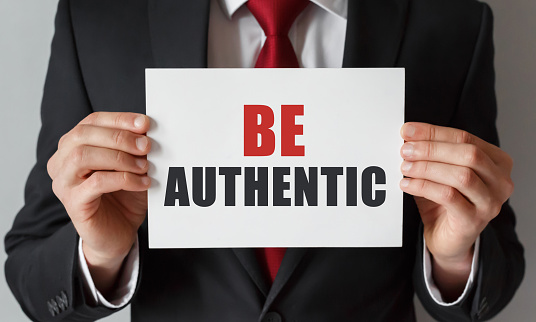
[247,0,309,282]
[247,0,310,68]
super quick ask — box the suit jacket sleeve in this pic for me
[4,0,129,320]
[412,3,525,321]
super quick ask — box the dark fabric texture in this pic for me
[4,0,524,321]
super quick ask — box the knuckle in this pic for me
[479,197,493,214]
[490,203,502,217]
[47,157,56,178]
[415,179,426,192]
[83,112,100,124]
[113,113,127,128]
[429,126,438,141]
[440,186,457,203]
[71,125,86,143]
[421,161,430,175]
[88,172,104,189]
[58,134,67,148]
[481,201,500,219]
[505,177,515,195]
[70,146,87,164]
[114,150,126,165]
[463,145,481,165]
[112,129,126,146]
[425,142,435,159]
[457,130,473,144]
[428,126,437,141]
[457,168,476,188]
[121,171,131,186]
[51,179,61,196]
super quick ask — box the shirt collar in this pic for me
[217,0,347,20]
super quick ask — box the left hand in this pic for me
[399,122,514,266]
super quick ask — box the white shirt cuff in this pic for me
[423,236,480,306]
[77,238,140,308]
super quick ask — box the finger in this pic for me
[401,122,510,166]
[401,161,490,207]
[400,141,501,183]
[75,171,150,204]
[60,124,151,156]
[47,152,59,179]
[79,112,150,134]
[62,145,148,183]
[399,178,479,229]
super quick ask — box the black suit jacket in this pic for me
[5,0,525,321]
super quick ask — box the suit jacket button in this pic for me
[262,311,282,322]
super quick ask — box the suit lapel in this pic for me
[232,249,271,297]
[343,0,409,68]
[148,0,211,68]
[261,248,307,316]
[232,248,308,310]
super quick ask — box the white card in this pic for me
[146,68,404,248]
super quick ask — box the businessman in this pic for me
[5,0,525,321]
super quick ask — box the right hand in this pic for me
[47,112,151,294]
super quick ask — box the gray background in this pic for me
[1,0,534,321]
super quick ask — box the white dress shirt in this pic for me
[78,0,479,308]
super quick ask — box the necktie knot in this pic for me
[247,0,310,36]
[247,0,309,68]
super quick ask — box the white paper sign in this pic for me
[146,68,404,248]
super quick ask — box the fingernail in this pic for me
[404,124,416,137]
[134,115,145,128]
[135,158,147,169]
[401,161,413,172]
[136,137,148,151]
[402,143,414,157]
[141,176,151,186]
[400,178,410,188]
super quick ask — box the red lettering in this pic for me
[244,105,276,156]
[281,105,305,156]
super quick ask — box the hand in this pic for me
[399,122,514,299]
[47,112,151,295]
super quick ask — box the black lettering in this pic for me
[362,166,386,207]
[295,167,318,206]
[346,167,358,206]
[164,167,190,206]
[192,167,216,207]
[321,167,343,206]
[273,167,291,206]
[219,167,241,206]
[245,167,268,206]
